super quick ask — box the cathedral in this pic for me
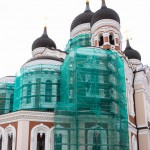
[0,0,150,150]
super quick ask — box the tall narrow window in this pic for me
[10,94,14,112]
[7,134,13,150]
[99,35,104,46]
[45,80,52,102]
[57,81,60,102]
[93,131,101,150]
[37,133,45,150]
[0,136,2,150]
[109,34,114,45]
[27,82,32,104]
[0,91,6,114]
[35,78,41,108]
[55,134,62,150]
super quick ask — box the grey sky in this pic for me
[0,0,149,77]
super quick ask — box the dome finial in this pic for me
[43,26,47,35]
[43,17,48,35]
[85,0,91,12]
[102,0,106,7]
[126,39,131,48]
[125,30,132,48]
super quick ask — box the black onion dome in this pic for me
[124,40,141,61]
[91,0,120,26]
[70,1,94,31]
[32,27,56,51]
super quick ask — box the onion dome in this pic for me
[32,27,56,51]
[70,0,94,31]
[91,0,120,26]
[124,40,141,61]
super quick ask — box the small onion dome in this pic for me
[124,40,141,61]
[32,27,56,51]
[91,0,120,26]
[70,1,94,31]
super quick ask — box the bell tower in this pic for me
[91,0,122,51]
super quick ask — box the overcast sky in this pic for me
[0,0,149,77]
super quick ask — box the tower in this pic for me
[91,0,121,50]
[54,1,129,150]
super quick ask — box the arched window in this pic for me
[37,133,45,150]
[50,125,68,150]
[45,80,52,102]
[132,135,137,150]
[10,94,14,112]
[55,134,62,150]
[88,126,107,150]
[30,124,50,150]
[27,82,32,104]
[0,127,4,150]
[7,134,13,150]
[4,125,16,150]
[109,33,114,45]
[99,34,104,46]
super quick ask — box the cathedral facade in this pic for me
[0,0,150,150]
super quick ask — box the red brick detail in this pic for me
[116,38,119,44]
[104,37,109,43]
[103,45,110,49]
[129,115,136,125]
[115,46,120,50]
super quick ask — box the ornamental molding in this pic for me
[137,123,148,128]
[30,123,50,150]
[129,59,142,65]
[129,124,137,135]
[129,121,136,128]
[92,26,120,38]
[0,111,54,124]
[91,19,120,34]
[32,47,66,59]
[0,124,16,150]
[132,135,138,150]
[138,129,150,135]
[22,59,62,68]
[71,23,91,38]
[0,76,15,83]
[4,124,16,150]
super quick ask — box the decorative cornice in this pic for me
[91,19,120,34]
[71,23,91,38]
[22,59,62,68]
[129,59,142,65]
[0,76,15,83]
[129,124,137,135]
[32,47,66,59]
[138,129,150,135]
[0,111,54,124]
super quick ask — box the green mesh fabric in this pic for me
[0,82,14,114]
[65,34,91,52]
[13,64,60,112]
[54,47,129,150]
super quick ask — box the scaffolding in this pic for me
[0,82,14,114]
[54,47,129,150]
[13,64,61,112]
[65,34,91,52]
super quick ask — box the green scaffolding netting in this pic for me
[65,34,91,52]
[54,47,129,150]
[13,64,61,112]
[0,82,14,114]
